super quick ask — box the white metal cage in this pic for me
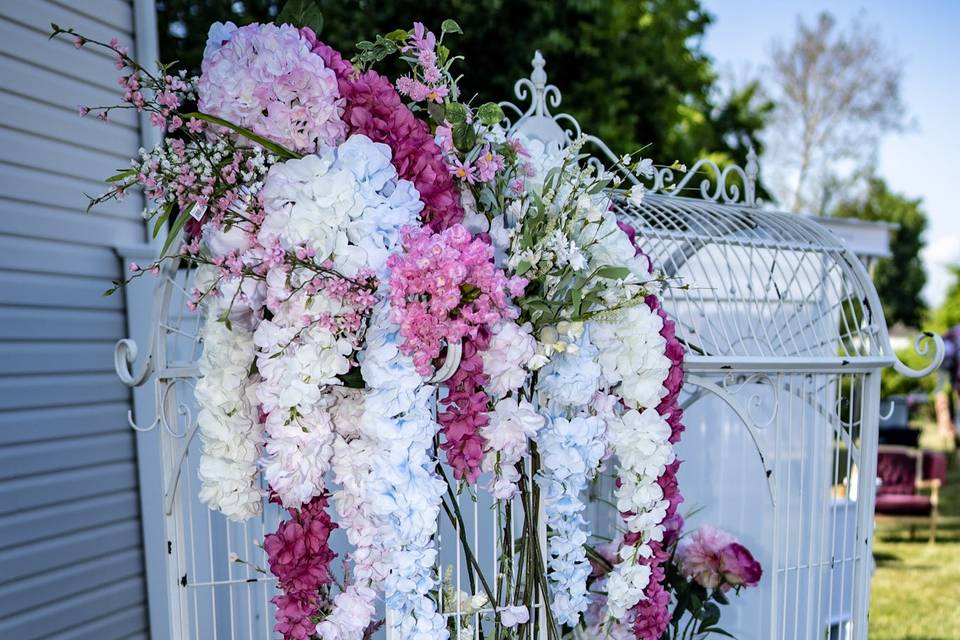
[115,51,944,640]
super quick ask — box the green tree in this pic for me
[156,0,772,191]
[930,265,960,333]
[832,177,927,328]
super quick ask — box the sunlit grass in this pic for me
[870,432,960,639]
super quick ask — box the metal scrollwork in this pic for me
[720,372,780,429]
[684,373,778,504]
[499,50,761,207]
[892,331,946,378]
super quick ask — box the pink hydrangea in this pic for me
[305,35,463,231]
[199,23,346,153]
[388,224,524,481]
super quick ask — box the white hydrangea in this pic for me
[590,304,671,409]
[481,321,536,398]
[481,397,545,499]
[259,152,363,264]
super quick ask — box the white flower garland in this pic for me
[481,397,544,500]
[604,408,674,618]
[194,267,264,521]
[255,134,423,510]
[590,304,671,410]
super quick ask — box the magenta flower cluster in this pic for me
[306,32,464,231]
[264,494,338,640]
[438,332,491,482]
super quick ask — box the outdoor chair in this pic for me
[874,445,948,542]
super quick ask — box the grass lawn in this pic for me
[870,438,960,639]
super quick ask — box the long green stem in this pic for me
[436,464,498,618]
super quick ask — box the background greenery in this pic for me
[157,0,774,197]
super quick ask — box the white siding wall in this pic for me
[0,1,150,638]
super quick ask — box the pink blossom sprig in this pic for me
[264,493,338,640]
[386,224,526,377]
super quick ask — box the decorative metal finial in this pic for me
[530,51,547,114]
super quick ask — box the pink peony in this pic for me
[720,542,763,588]
[677,526,762,592]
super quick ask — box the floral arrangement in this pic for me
[58,5,762,639]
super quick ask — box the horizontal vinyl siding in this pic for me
[0,1,148,638]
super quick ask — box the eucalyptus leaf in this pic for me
[445,102,468,124]
[276,0,324,34]
[385,28,409,42]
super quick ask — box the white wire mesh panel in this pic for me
[674,371,878,639]
[612,194,886,362]
[146,261,285,639]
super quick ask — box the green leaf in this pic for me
[595,265,630,280]
[476,102,505,126]
[181,111,300,159]
[160,204,193,258]
[712,589,729,605]
[445,102,468,124]
[152,202,173,238]
[452,121,476,152]
[105,168,136,183]
[514,261,532,277]
[700,602,721,628]
[441,19,463,35]
[385,28,409,42]
[276,0,324,34]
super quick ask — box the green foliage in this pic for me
[156,0,773,189]
[929,265,960,333]
[833,177,928,328]
[276,0,323,33]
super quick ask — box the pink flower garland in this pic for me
[304,31,464,232]
[264,493,338,640]
[618,221,686,640]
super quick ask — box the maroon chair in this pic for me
[874,445,946,542]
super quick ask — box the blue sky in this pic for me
[702,0,960,308]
